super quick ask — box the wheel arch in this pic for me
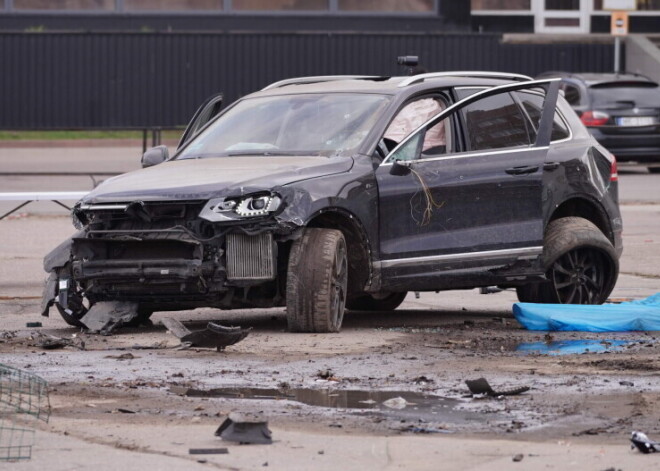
[547,196,615,245]
[305,208,372,296]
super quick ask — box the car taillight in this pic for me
[610,156,618,182]
[581,110,610,127]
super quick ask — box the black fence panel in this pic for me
[0,32,616,129]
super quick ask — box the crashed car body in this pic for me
[42,72,623,332]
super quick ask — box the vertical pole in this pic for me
[614,36,621,74]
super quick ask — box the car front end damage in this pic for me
[41,185,315,326]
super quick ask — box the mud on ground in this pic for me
[3,296,660,465]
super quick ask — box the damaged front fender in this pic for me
[43,230,83,272]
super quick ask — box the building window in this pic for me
[13,0,115,10]
[471,0,531,10]
[124,0,223,10]
[232,0,328,10]
[338,0,434,12]
[593,0,660,9]
[545,0,579,9]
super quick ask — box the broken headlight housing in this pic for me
[199,194,282,222]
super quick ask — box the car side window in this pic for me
[516,91,570,142]
[460,92,532,150]
[383,95,450,161]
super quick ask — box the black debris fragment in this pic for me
[512,454,524,462]
[465,378,530,397]
[104,353,138,361]
[189,448,229,455]
[162,318,251,351]
[215,412,272,445]
[631,431,660,453]
[26,322,42,328]
[79,301,140,335]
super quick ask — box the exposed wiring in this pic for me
[409,168,444,226]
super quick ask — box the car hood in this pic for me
[82,155,354,203]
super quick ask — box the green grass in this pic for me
[0,130,183,141]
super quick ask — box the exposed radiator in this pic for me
[226,233,276,281]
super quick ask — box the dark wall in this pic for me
[0,32,616,129]
[591,15,660,34]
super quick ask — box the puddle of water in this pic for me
[178,387,488,425]
[516,339,630,356]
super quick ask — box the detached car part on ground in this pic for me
[41,72,623,333]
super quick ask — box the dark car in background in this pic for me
[538,72,660,173]
[41,72,623,333]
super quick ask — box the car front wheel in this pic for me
[516,217,618,304]
[286,228,348,333]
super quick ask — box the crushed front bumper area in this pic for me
[42,228,286,320]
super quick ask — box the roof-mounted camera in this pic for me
[397,56,419,67]
[397,55,419,76]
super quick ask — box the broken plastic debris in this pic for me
[513,293,660,332]
[161,318,251,351]
[34,333,84,350]
[215,412,272,445]
[631,431,660,453]
[79,301,139,335]
[189,448,228,455]
[465,378,530,397]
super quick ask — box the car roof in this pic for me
[248,72,533,98]
[539,71,657,87]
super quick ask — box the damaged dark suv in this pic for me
[42,72,623,333]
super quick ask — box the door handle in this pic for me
[543,162,560,171]
[505,165,539,175]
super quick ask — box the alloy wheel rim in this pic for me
[330,240,348,328]
[551,247,607,304]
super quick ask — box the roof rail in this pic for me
[398,71,533,88]
[262,75,383,91]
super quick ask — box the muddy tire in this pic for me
[346,292,407,311]
[286,228,348,333]
[516,217,618,304]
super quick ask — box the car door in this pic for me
[375,79,560,288]
[177,93,224,149]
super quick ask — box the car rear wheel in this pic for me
[516,217,618,304]
[286,228,348,333]
[346,292,407,311]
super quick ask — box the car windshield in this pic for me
[177,93,391,159]
[589,82,660,108]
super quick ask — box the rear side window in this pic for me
[516,92,570,142]
[460,92,531,150]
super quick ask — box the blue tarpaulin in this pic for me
[513,293,660,332]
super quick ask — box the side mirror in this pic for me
[141,145,169,168]
[389,159,411,176]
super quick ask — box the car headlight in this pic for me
[199,194,282,222]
